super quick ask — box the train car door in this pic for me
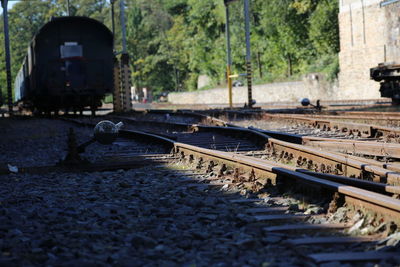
[60,42,86,90]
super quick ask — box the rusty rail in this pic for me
[116,116,400,185]
[247,128,400,185]
[32,117,400,219]
[119,109,229,127]
[252,126,400,163]
[174,142,400,219]
[262,113,400,138]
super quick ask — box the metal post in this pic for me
[120,0,127,53]
[67,0,70,16]
[119,0,131,111]
[111,0,115,42]
[1,0,13,115]
[0,85,3,113]
[225,4,233,108]
[244,0,253,108]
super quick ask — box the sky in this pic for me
[1,0,19,14]
[10,1,19,8]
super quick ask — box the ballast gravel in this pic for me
[1,166,305,267]
[0,118,163,168]
[1,117,399,266]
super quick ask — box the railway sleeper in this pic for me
[175,145,400,224]
[174,148,277,190]
[266,142,391,184]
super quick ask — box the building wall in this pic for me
[338,0,400,99]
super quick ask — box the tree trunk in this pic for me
[174,65,180,91]
[287,54,293,77]
[257,52,263,78]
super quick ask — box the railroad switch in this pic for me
[301,98,323,111]
[60,121,123,167]
[60,128,89,166]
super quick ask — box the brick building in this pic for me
[338,0,400,99]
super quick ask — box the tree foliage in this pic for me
[0,0,339,100]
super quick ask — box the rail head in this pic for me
[173,142,400,219]
[192,124,271,147]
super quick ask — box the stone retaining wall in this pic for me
[338,0,400,99]
[168,79,336,105]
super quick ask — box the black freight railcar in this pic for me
[14,16,113,114]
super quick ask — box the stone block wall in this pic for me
[168,79,336,105]
[338,0,400,99]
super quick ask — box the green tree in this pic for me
[0,0,340,100]
[309,0,339,55]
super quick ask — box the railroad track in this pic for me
[106,115,400,185]
[60,113,400,196]
[259,113,400,139]
[57,113,400,189]
[151,98,391,111]
[197,109,400,140]
[3,112,399,265]
[291,113,400,127]
[112,112,400,184]
[193,109,400,163]
[171,142,400,264]
[60,114,400,265]
[194,107,400,140]
[176,108,400,162]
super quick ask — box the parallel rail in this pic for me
[23,115,396,220]
[116,116,400,185]
[173,141,400,220]
[262,113,400,138]
[4,114,400,265]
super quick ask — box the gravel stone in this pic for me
[1,117,397,266]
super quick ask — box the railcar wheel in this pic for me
[33,108,41,116]
[91,106,96,116]
[392,97,400,105]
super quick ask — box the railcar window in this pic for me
[60,44,82,58]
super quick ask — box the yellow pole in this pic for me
[227,65,233,108]
[225,4,233,109]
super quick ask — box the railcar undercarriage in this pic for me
[370,63,400,104]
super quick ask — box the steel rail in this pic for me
[264,137,400,185]
[173,142,400,219]
[336,111,400,117]
[304,140,400,160]
[116,116,400,185]
[262,113,400,138]
[113,116,269,148]
[221,148,400,196]
[251,127,400,164]
[56,117,400,218]
[295,114,400,122]
[122,109,229,127]
[247,128,400,185]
